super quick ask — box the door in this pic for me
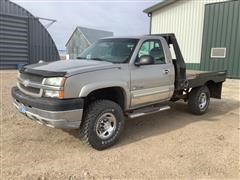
[130,39,174,108]
[200,0,240,78]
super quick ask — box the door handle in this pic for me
[164,69,170,74]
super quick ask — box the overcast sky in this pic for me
[12,0,158,50]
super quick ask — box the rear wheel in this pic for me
[188,85,210,115]
[80,100,125,150]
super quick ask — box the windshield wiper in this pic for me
[90,57,104,61]
[90,57,111,62]
[76,56,85,59]
[77,57,112,63]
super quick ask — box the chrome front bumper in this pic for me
[13,99,83,129]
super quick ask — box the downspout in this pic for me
[148,12,152,35]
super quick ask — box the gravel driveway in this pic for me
[1,70,239,179]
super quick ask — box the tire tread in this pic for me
[188,85,210,115]
[79,99,124,150]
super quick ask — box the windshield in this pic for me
[78,38,139,63]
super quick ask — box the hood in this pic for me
[21,59,120,77]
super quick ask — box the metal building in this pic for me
[0,0,59,69]
[66,26,113,59]
[144,0,240,78]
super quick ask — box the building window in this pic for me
[211,48,226,58]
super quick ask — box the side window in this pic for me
[138,40,165,64]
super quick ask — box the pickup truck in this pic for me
[12,34,226,150]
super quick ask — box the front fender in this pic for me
[79,81,130,108]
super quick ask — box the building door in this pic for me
[200,0,240,78]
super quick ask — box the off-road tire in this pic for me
[188,85,210,115]
[80,99,125,150]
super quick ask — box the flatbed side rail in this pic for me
[188,71,226,99]
[188,71,226,88]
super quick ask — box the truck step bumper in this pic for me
[12,87,84,129]
[13,99,83,129]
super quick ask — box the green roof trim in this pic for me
[143,0,177,13]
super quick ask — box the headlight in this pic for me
[43,77,65,99]
[44,77,65,86]
[44,90,59,98]
[44,90,64,99]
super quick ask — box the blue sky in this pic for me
[12,0,158,50]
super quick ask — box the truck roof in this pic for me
[100,35,163,40]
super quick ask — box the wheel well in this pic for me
[84,87,126,110]
[205,80,223,99]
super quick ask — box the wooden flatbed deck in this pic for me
[186,70,226,88]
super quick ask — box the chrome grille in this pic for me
[20,73,43,84]
[18,72,43,97]
[19,83,40,94]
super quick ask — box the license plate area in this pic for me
[19,103,26,114]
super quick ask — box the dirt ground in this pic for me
[1,70,239,179]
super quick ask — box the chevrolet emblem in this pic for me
[23,80,30,87]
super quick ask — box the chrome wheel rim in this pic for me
[199,92,207,109]
[96,112,117,140]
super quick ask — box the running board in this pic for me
[128,106,171,118]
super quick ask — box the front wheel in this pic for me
[188,85,210,115]
[80,100,125,150]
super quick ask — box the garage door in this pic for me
[0,14,29,69]
[200,0,240,78]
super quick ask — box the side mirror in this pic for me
[135,55,154,66]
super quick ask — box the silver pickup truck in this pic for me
[12,34,226,150]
